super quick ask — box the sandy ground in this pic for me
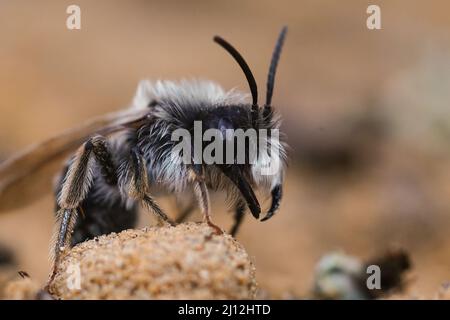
[48,223,257,300]
[0,1,450,298]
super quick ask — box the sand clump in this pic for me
[48,223,257,299]
[3,277,40,300]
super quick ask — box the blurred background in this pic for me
[1,0,450,298]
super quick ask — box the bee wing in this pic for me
[0,108,150,213]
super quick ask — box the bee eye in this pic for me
[217,118,234,140]
[147,100,158,108]
[218,118,233,131]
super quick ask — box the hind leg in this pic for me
[50,135,118,283]
[53,137,173,244]
[50,136,170,285]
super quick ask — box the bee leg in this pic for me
[122,147,175,226]
[194,181,222,235]
[48,208,78,285]
[49,135,113,286]
[143,195,174,226]
[229,201,246,237]
[190,165,223,235]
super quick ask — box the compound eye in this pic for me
[217,118,234,139]
[147,100,158,108]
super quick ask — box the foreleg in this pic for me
[190,165,222,234]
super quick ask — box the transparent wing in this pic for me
[0,108,150,213]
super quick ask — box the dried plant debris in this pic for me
[48,223,257,299]
[312,249,411,300]
[363,249,411,299]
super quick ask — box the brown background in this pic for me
[1,0,450,297]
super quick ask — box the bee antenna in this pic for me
[264,26,288,118]
[213,36,259,115]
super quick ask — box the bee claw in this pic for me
[207,221,224,235]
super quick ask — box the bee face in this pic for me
[127,26,288,222]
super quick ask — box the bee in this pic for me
[0,27,288,283]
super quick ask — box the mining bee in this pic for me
[0,27,288,284]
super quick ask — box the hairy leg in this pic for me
[190,165,222,234]
[119,147,174,225]
[50,135,113,284]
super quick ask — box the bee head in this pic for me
[208,27,288,221]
